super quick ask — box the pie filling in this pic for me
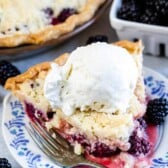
[24,101,152,158]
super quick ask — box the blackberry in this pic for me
[140,9,159,25]
[122,0,144,7]
[86,35,108,45]
[159,15,168,27]
[47,111,56,119]
[118,0,168,26]
[145,0,168,26]
[89,142,120,157]
[43,8,54,16]
[145,0,168,16]
[117,1,141,22]
[128,119,150,156]
[71,134,89,147]
[51,18,60,25]
[146,98,168,125]
[128,129,151,156]
[0,60,20,86]
[57,8,77,22]
[25,102,48,122]
[51,8,77,25]
[137,117,147,129]
[0,158,12,168]
[69,134,119,157]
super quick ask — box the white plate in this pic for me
[2,67,168,168]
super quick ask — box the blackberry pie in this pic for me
[0,0,105,47]
[5,40,153,167]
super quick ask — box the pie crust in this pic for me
[0,0,105,47]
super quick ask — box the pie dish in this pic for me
[5,40,152,167]
[0,0,105,47]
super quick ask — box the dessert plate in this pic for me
[2,67,168,168]
[0,0,112,60]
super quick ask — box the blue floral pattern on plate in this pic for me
[2,67,168,168]
[2,96,57,168]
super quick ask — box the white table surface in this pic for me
[0,6,168,168]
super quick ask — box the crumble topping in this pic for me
[0,0,87,36]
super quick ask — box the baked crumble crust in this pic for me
[0,0,105,47]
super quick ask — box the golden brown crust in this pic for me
[114,40,143,55]
[5,53,69,90]
[0,0,105,47]
[5,40,143,91]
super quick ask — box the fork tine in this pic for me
[27,123,63,154]
[27,124,87,167]
[31,120,70,152]
[50,128,72,149]
[26,123,106,168]
[33,120,70,150]
[26,125,65,167]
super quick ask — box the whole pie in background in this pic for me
[0,0,105,47]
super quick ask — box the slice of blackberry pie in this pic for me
[5,40,153,167]
[0,0,105,47]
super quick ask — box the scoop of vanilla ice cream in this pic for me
[44,42,138,116]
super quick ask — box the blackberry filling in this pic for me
[137,117,147,129]
[88,142,120,157]
[24,102,52,122]
[43,8,77,25]
[47,111,56,120]
[57,8,77,23]
[67,133,119,157]
[128,130,151,156]
[67,133,89,148]
[51,18,60,25]
[51,8,77,25]
[24,103,151,158]
[43,8,54,17]
[128,118,151,156]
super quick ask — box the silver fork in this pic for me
[26,120,106,168]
